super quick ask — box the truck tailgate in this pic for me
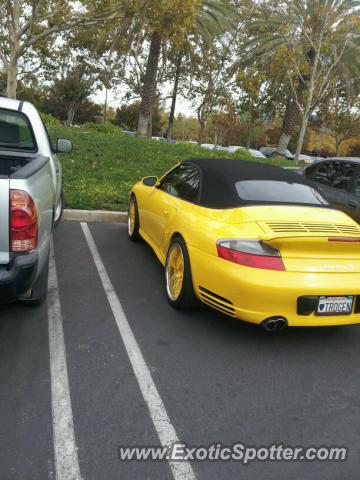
[0,178,9,264]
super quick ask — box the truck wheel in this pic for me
[20,251,49,306]
[54,190,64,228]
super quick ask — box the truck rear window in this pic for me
[0,109,36,152]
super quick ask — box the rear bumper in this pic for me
[0,252,38,303]
[189,245,360,327]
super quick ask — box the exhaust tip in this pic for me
[261,316,288,332]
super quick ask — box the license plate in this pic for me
[317,296,354,316]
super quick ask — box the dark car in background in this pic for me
[260,147,295,160]
[302,157,360,224]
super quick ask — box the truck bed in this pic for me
[0,151,49,178]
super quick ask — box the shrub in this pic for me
[82,122,122,135]
[41,112,61,127]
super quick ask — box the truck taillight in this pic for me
[10,190,38,252]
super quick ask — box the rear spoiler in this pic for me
[260,233,360,243]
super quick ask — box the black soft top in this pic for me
[183,158,325,209]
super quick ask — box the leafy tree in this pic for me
[314,86,360,155]
[243,0,360,162]
[136,0,203,136]
[165,0,236,141]
[114,99,165,135]
[0,0,132,98]
[68,5,141,122]
[188,39,232,144]
[233,67,268,147]
[172,114,200,141]
[46,66,97,125]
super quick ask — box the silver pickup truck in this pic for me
[0,97,72,305]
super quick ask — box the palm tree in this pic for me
[165,0,236,141]
[136,0,235,138]
[243,0,360,158]
[136,31,162,136]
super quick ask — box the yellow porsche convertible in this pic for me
[128,158,360,330]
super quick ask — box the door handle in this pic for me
[346,201,358,208]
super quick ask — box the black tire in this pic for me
[128,195,141,241]
[165,236,197,309]
[19,250,49,306]
[54,190,64,228]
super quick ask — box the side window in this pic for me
[307,161,355,191]
[160,164,200,203]
[306,161,333,186]
[331,161,356,190]
[353,171,360,197]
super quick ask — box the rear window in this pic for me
[0,109,36,151]
[235,180,329,205]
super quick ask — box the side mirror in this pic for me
[143,176,158,187]
[56,138,73,153]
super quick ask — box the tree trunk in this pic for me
[277,132,292,154]
[246,123,251,149]
[67,102,77,126]
[137,32,162,137]
[7,60,18,99]
[294,49,319,164]
[277,80,306,155]
[7,0,20,99]
[336,138,342,156]
[166,52,183,142]
[197,105,206,146]
[104,88,108,123]
[198,121,206,145]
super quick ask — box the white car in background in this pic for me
[248,148,267,159]
[299,154,324,164]
[201,143,216,150]
[216,146,230,152]
[228,145,245,153]
[228,146,266,159]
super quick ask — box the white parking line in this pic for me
[80,222,197,480]
[48,242,82,480]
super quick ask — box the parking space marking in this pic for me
[81,222,197,480]
[48,242,82,480]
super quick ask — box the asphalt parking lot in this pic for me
[1,221,360,480]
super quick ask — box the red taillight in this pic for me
[217,240,285,271]
[10,190,38,252]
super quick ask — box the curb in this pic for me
[63,209,127,224]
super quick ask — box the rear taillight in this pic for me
[10,190,38,252]
[217,239,285,271]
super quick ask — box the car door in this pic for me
[304,160,358,218]
[144,164,201,249]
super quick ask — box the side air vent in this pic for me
[199,286,236,317]
[265,222,360,235]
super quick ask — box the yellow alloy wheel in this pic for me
[128,201,136,236]
[166,243,185,301]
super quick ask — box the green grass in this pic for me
[49,125,292,211]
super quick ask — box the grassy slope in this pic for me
[49,125,292,211]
